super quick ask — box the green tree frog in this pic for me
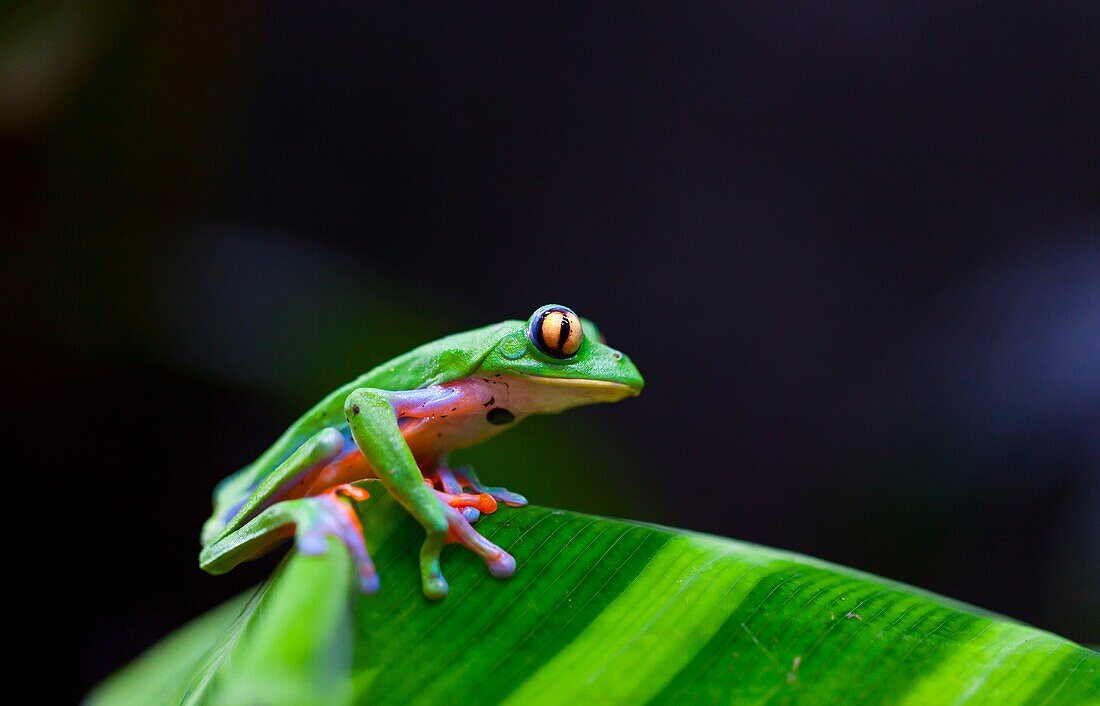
[200,305,644,599]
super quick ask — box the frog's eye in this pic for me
[529,306,583,359]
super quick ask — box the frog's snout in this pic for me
[612,350,645,395]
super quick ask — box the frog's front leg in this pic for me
[344,388,516,600]
[200,484,381,593]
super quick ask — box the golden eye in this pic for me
[530,306,583,359]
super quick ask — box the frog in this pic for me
[199,305,644,600]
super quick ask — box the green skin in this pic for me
[200,305,644,599]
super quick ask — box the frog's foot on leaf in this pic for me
[454,465,528,508]
[426,466,488,523]
[419,500,516,600]
[427,464,527,524]
[424,477,498,520]
[296,484,380,593]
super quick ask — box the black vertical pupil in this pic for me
[557,314,570,353]
[536,308,575,358]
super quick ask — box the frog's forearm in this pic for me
[344,390,448,521]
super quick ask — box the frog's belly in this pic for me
[307,411,514,492]
[405,408,516,456]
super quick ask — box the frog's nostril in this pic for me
[613,352,622,360]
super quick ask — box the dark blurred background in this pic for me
[3,2,1097,699]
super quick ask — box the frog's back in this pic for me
[201,321,518,544]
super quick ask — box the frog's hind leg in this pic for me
[200,483,380,593]
[297,485,379,593]
[203,427,347,545]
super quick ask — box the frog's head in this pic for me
[478,305,644,412]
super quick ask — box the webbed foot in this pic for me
[454,465,528,507]
[425,478,498,520]
[426,464,527,524]
[419,499,516,600]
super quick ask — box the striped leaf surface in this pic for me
[90,484,1099,705]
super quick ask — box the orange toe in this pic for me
[444,491,498,515]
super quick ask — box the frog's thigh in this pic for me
[208,427,346,543]
[200,489,379,593]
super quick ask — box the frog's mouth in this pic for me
[523,375,640,401]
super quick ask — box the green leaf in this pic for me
[88,485,1100,705]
